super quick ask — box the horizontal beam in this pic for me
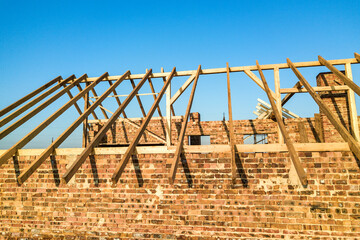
[280,85,349,94]
[0,143,351,157]
[73,57,359,82]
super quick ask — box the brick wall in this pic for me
[1,151,360,239]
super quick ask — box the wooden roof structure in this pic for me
[1,53,360,186]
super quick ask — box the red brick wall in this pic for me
[1,151,360,238]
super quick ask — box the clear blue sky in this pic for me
[0,0,359,149]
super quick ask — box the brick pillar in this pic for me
[316,72,350,142]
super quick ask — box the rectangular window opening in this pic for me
[243,134,268,144]
[189,135,210,145]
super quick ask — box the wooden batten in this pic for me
[111,68,176,184]
[287,58,360,163]
[62,70,152,184]
[169,65,201,184]
[256,60,307,186]
[318,55,360,96]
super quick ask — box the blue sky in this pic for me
[0,0,359,149]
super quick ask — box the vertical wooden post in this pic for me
[274,67,284,143]
[164,67,172,147]
[226,63,236,183]
[345,63,359,141]
[83,81,89,148]
[314,113,324,142]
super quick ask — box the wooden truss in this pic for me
[0,53,360,185]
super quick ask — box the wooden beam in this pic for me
[226,63,237,183]
[256,60,307,186]
[280,85,349,93]
[130,79,146,117]
[16,71,129,184]
[76,83,99,120]
[77,57,359,82]
[0,75,81,140]
[147,77,163,118]
[287,58,360,162]
[345,63,359,141]
[62,70,152,184]
[161,68,176,116]
[0,75,75,128]
[169,65,201,184]
[314,113,324,143]
[281,81,302,106]
[298,122,309,143]
[0,73,98,168]
[108,80,127,118]
[0,76,62,117]
[243,70,277,99]
[355,52,360,62]
[274,67,284,144]
[318,55,360,96]
[170,74,196,105]
[83,79,89,148]
[90,88,109,119]
[112,67,176,183]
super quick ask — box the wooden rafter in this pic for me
[226,63,237,183]
[318,55,360,96]
[0,75,83,141]
[243,69,277,99]
[161,67,175,116]
[288,58,360,162]
[0,76,62,117]
[90,88,109,119]
[256,60,307,186]
[0,75,74,128]
[112,67,176,183]
[147,77,163,118]
[62,70,152,184]
[0,73,97,167]
[17,71,129,184]
[130,79,146,117]
[76,83,99,120]
[345,63,360,141]
[169,65,201,184]
[355,52,360,62]
[108,80,127,118]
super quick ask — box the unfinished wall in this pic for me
[1,150,360,239]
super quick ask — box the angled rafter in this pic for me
[112,67,176,183]
[318,55,360,96]
[62,70,152,184]
[0,76,62,117]
[17,71,129,184]
[90,88,109,119]
[108,80,127,118]
[226,63,237,183]
[161,67,175,116]
[355,52,360,62]
[170,74,196,105]
[169,65,201,184]
[243,69,277,99]
[0,75,83,140]
[0,73,105,168]
[257,60,307,186]
[0,75,74,128]
[288,58,360,161]
[130,79,146,117]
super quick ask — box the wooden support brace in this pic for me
[90,88,109,119]
[318,55,360,96]
[226,63,237,183]
[0,74,90,167]
[62,70,152,184]
[0,75,74,128]
[0,76,62,117]
[112,67,176,183]
[169,65,201,184]
[256,60,307,186]
[0,75,79,140]
[281,82,303,106]
[243,69,277,99]
[298,122,309,143]
[345,63,359,141]
[170,74,196,105]
[287,58,360,162]
[130,79,147,117]
[16,71,129,184]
